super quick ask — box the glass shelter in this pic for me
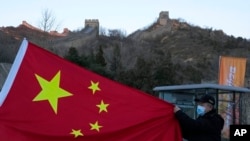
[153,83,250,122]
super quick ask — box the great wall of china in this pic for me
[20,11,169,37]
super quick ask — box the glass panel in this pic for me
[179,105,195,118]
[159,92,176,103]
[159,92,196,118]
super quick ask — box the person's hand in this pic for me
[174,105,181,113]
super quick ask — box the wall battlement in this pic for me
[85,19,99,28]
[158,11,169,26]
[21,21,68,36]
[22,21,43,32]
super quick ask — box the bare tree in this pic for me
[99,26,107,36]
[38,8,59,32]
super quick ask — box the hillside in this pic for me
[1,12,250,94]
[0,63,11,90]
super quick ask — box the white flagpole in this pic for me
[0,38,28,106]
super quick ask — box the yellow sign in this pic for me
[218,56,247,138]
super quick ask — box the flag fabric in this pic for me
[0,39,182,141]
[218,56,247,138]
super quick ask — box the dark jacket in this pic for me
[175,109,224,141]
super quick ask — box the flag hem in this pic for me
[0,39,28,106]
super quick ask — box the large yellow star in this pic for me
[70,129,84,138]
[89,121,103,132]
[33,71,73,114]
[96,100,109,113]
[88,81,101,94]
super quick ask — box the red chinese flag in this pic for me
[0,39,182,141]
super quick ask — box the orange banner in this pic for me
[219,56,246,87]
[218,56,247,138]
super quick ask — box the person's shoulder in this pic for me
[214,113,224,129]
[210,112,224,126]
[215,113,224,122]
[207,110,223,121]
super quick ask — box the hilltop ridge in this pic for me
[1,11,250,93]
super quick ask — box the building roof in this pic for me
[153,83,250,94]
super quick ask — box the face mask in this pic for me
[196,105,206,116]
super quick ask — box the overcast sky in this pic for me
[1,0,249,38]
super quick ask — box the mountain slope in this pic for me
[1,17,250,93]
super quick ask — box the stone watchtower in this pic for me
[158,11,169,26]
[84,19,99,35]
[85,19,99,29]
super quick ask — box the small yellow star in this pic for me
[88,81,101,94]
[70,129,84,138]
[96,100,109,113]
[90,121,103,132]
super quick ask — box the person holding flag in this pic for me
[174,95,224,141]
